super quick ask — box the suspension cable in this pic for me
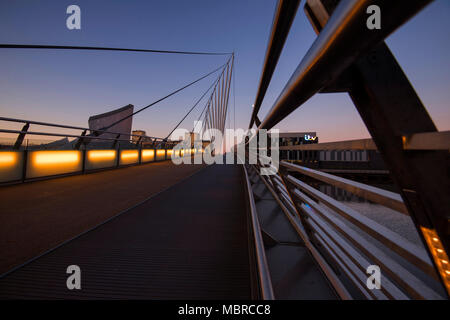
[165,75,221,140]
[0,44,232,56]
[100,62,228,132]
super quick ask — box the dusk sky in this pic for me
[0,0,449,142]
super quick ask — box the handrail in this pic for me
[251,161,443,299]
[243,0,449,299]
[0,116,165,141]
[293,189,442,299]
[281,161,407,214]
[249,163,353,299]
[257,0,432,131]
[242,165,275,300]
[249,0,300,128]
[0,129,138,143]
[286,175,437,280]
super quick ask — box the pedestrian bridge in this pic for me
[0,0,449,300]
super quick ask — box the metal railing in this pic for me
[0,116,172,150]
[244,0,449,299]
[242,165,275,300]
[0,117,196,184]
[249,160,444,299]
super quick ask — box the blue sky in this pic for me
[0,0,449,142]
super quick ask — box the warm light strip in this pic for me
[88,150,116,161]
[33,151,80,165]
[166,150,173,156]
[121,151,138,160]
[421,227,450,296]
[156,150,165,156]
[0,152,17,166]
[142,150,154,157]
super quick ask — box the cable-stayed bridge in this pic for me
[0,0,449,300]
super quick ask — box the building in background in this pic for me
[276,131,386,172]
[275,132,318,161]
[88,104,134,142]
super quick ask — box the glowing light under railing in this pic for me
[421,227,450,296]
[85,150,116,170]
[141,149,155,162]
[27,150,82,179]
[166,150,173,156]
[0,151,23,183]
[156,149,166,160]
[0,152,17,166]
[142,150,154,157]
[87,150,116,161]
[120,150,139,165]
[121,150,139,160]
[33,151,80,165]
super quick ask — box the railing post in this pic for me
[81,147,86,173]
[14,122,29,150]
[21,149,28,182]
[116,142,121,167]
[138,141,142,165]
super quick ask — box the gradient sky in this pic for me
[0,0,449,142]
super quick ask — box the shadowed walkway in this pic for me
[0,164,252,299]
[0,160,205,274]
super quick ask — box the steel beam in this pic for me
[258,0,433,131]
[249,0,301,129]
[307,0,449,295]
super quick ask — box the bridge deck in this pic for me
[0,160,205,274]
[0,164,252,299]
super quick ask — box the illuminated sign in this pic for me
[304,134,317,141]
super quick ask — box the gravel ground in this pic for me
[343,202,423,247]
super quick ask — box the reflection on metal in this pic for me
[242,165,275,300]
[281,161,407,214]
[245,0,448,298]
[402,131,450,151]
[249,0,301,128]
[257,0,433,130]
